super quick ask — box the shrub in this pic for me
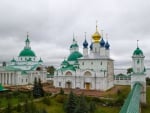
[42,96,51,106]
[55,95,66,103]
[59,88,64,95]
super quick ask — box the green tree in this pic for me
[33,77,44,98]
[38,78,44,97]
[59,88,64,95]
[46,66,55,75]
[64,91,77,113]
[5,101,12,113]
[89,101,96,113]
[16,103,22,112]
[74,94,88,113]
[127,68,133,74]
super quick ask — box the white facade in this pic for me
[54,26,114,91]
[0,35,47,86]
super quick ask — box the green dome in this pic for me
[133,47,143,55]
[19,48,36,57]
[68,51,83,61]
[61,60,69,65]
[11,58,16,62]
[70,43,79,48]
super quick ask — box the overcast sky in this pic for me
[0,0,150,68]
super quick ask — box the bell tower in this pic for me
[131,40,146,103]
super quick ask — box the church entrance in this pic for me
[85,83,90,90]
[65,81,72,88]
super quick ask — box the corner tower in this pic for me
[131,41,146,103]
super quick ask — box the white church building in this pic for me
[54,25,114,91]
[0,34,47,86]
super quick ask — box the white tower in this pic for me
[131,41,146,103]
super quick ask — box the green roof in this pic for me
[4,66,21,71]
[21,71,28,75]
[19,48,36,57]
[70,43,79,48]
[68,51,83,61]
[38,58,43,62]
[115,74,131,78]
[0,84,4,91]
[61,59,69,66]
[47,74,54,78]
[119,82,142,113]
[60,65,76,71]
[11,58,16,62]
[133,47,143,55]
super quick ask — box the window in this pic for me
[59,82,61,86]
[26,79,28,82]
[82,62,84,65]
[101,62,102,65]
[91,62,93,65]
[95,48,97,52]
[137,59,140,64]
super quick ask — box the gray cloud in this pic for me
[0,0,150,68]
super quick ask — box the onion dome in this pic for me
[70,43,79,48]
[105,41,110,50]
[70,37,79,49]
[19,48,36,57]
[19,35,36,57]
[68,51,83,61]
[100,38,105,47]
[11,58,16,62]
[83,38,88,48]
[39,58,43,62]
[90,42,93,50]
[92,25,101,43]
[133,47,143,55]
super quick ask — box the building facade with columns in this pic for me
[54,25,114,91]
[0,35,47,86]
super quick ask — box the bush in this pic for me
[55,95,66,103]
[59,88,64,95]
[42,96,51,106]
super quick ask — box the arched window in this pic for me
[84,71,92,76]
[65,71,72,76]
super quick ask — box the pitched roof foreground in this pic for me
[119,82,142,113]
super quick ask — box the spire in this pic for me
[92,21,101,43]
[100,30,105,47]
[73,33,75,42]
[83,32,88,48]
[137,40,139,48]
[105,34,110,49]
[25,32,30,49]
[96,20,98,32]
[101,30,104,37]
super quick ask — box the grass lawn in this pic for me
[141,86,150,113]
[95,106,120,113]
[4,85,150,113]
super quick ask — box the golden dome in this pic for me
[92,25,101,43]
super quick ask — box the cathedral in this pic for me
[0,34,47,86]
[54,25,114,91]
